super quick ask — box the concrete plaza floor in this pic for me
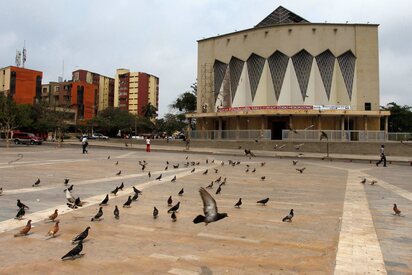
[0,145,410,274]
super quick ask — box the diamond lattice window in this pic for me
[337,50,356,100]
[247,53,266,101]
[267,50,289,100]
[291,49,313,101]
[315,50,335,100]
[229,57,245,101]
[213,60,228,101]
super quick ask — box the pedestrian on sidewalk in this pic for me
[185,137,191,151]
[146,137,151,152]
[376,144,387,167]
[81,135,88,154]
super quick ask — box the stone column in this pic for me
[341,115,345,141]
[218,117,222,139]
[236,116,240,139]
[364,116,368,131]
[384,116,388,140]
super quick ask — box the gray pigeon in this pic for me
[193,187,228,225]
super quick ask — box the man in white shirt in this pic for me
[376,144,386,167]
[146,138,151,152]
[81,135,88,154]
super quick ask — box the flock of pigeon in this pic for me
[1,146,404,262]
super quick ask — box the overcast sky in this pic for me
[1,0,411,116]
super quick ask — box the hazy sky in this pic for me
[1,0,411,116]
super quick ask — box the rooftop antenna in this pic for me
[15,50,22,67]
[22,40,27,68]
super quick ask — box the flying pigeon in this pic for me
[111,186,119,196]
[14,220,31,237]
[72,226,90,244]
[123,196,132,207]
[48,209,59,221]
[153,207,159,219]
[274,144,286,150]
[32,178,40,187]
[282,209,294,222]
[171,211,177,222]
[234,198,242,208]
[61,240,83,260]
[393,204,401,216]
[203,169,208,175]
[64,178,70,186]
[99,194,109,206]
[173,164,179,169]
[116,170,121,176]
[46,221,60,238]
[193,187,228,225]
[15,207,25,220]
[167,196,173,206]
[178,188,184,196]
[91,207,103,221]
[17,199,29,209]
[206,181,213,189]
[171,175,176,182]
[168,202,180,213]
[320,131,328,141]
[114,205,119,219]
[68,185,74,192]
[292,160,298,166]
[296,167,306,174]
[118,182,124,190]
[156,174,162,181]
[257,198,269,205]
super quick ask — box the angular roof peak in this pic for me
[255,6,309,28]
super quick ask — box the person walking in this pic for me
[376,144,387,167]
[146,137,151,152]
[81,135,88,154]
[185,137,191,151]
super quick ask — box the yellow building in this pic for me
[187,6,390,140]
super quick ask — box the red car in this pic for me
[13,132,43,145]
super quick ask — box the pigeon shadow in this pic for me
[62,254,85,261]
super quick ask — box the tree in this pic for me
[88,107,137,137]
[142,102,158,119]
[0,94,17,147]
[156,113,187,135]
[382,102,412,132]
[170,82,197,113]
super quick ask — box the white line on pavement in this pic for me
[197,232,260,244]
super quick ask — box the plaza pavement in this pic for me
[0,145,410,274]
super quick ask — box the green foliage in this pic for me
[156,113,187,135]
[382,102,412,132]
[142,102,158,119]
[170,82,197,113]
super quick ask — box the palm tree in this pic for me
[142,102,157,119]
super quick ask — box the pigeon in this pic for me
[14,220,32,237]
[191,168,195,173]
[68,185,74,192]
[156,174,162,181]
[111,186,119,196]
[244,149,256,157]
[171,175,176,182]
[125,142,128,147]
[193,187,228,225]
[171,211,177,222]
[215,185,222,195]
[206,159,209,164]
[17,199,29,209]
[173,164,179,169]
[0,187,2,195]
[15,207,25,219]
[282,209,294,222]
[168,202,180,213]
[167,196,173,206]
[46,221,60,238]
[148,171,151,178]
[261,176,266,181]
[214,168,218,173]
[118,182,124,191]
[221,161,224,166]
[215,177,221,183]
[91,207,103,221]
[65,189,75,203]
[133,186,142,194]
[61,240,83,260]
[196,162,200,165]
[64,179,70,186]
[257,198,269,205]
[252,168,256,173]
[115,161,119,165]
[294,143,304,150]
[320,131,328,141]
[166,161,169,165]
[296,167,306,174]
[261,162,266,167]
[123,196,132,207]
[203,169,208,175]
[32,178,40,187]
[360,178,367,184]
[245,168,249,173]
[206,181,213,189]
[393,204,401,216]
[221,178,226,185]
[234,198,242,208]
[72,226,90,244]
[211,160,215,163]
[114,205,120,219]
[107,156,111,159]
[116,170,121,176]
[274,144,286,150]
[370,180,377,185]
[141,164,147,171]
[48,209,59,221]
[74,197,84,207]
[99,194,109,206]
[292,160,298,166]
[178,188,184,196]
[153,207,159,219]
[131,192,138,201]
[165,166,168,170]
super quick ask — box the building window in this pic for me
[365,102,371,111]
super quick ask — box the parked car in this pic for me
[91,133,109,139]
[13,132,43,145]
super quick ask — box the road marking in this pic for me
[0,167,213,234]
[334,170,387,274]
[0,158,90,169]
[168,268,199,275]
[119,224,155,232]
[369,177,412,201]
[115,152,136,159]
[197,232,260,244]
[150,253,179,262]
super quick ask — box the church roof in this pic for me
[255,6,309,27]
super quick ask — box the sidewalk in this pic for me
[59,140,412,165]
